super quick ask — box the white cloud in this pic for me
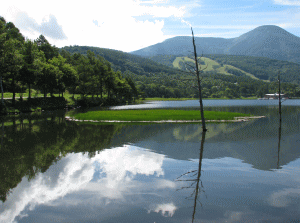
[0,0,190,51]
[268,188,300,207]
[273,0,300,6]
[14,12,67,40]
[148,203,177,217]
[139,0,169,4]
[137,5,186,18]
[224,211,244,222]
[95,145,165,193]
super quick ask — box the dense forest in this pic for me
[0,16,139,112]
[61,46,179,77]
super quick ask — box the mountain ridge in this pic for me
[131,25,300,64]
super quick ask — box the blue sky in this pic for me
[0,0,299,52]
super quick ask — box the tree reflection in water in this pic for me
[176,130,207,223]
[277,118,281,169]
[0,112,123,203]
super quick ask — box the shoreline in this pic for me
[65,116,266,123]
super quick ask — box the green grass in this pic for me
[2,92,85,105]
[145,98,196,101]
[145,97,258,101]
[172,56,262,81]
[70,109,251,122]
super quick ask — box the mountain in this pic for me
[149,54,300,84]
[61,45,179,76]
[131,25,300,64]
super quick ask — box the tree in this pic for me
[0,18,7,104]
[19,39,40,99]
[126,76,139,101]
[35,35,58,61]
[49,55,77,97]
[191,28,207,131]
[75,54,94,97]
[35,59,60,98]
[3,39,23,105]
[0,17,24,105]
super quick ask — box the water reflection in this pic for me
[0,145,177,223]
[110,106,300,171]
[1,103,300,222]
[277,116,282,169]
[176,131,207,223]
[0,111,123,204]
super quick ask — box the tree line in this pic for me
[131,71,300,99]
[0,17,139,108]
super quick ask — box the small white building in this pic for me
[264,93,288,99]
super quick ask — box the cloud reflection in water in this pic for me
[0,145,170,223]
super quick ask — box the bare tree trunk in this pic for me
[278,71,281,124]
[12,75,15,106]
[28,83,31,99]
[277,71,282,169]
[277,120,281,169]
[0,76,3,105]
[191,28,207,131]
[192,130,206,222]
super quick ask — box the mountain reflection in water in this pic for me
[0,102,299,222]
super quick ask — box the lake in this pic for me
[0,100,300,222]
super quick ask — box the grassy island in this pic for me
[67,109,254,123]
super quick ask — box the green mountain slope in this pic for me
[61,46,180,77]
[150,54,300,84]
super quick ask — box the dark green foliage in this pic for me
[61,46,179,76]
[149,55,177,67]
[61,49,140,104]
[205,54,300,84]
[225,67,245,76]
[35,35,59,61]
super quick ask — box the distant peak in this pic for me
[252,25,287,32]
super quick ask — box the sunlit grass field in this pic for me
[70,109,251,122]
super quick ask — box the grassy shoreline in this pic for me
[145,97,258,101]
[68,109,252,122]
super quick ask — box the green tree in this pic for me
[0,17,24,105]
[49,55,78,97]
[3,39,23,105]
[35,35,58,61]
[35,59,61,98]
[19,39,41,99]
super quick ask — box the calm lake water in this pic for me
[0,100,300,222]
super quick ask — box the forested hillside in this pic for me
[62,46,300,99]
[150,54,300,84]
[61,46,178,76]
